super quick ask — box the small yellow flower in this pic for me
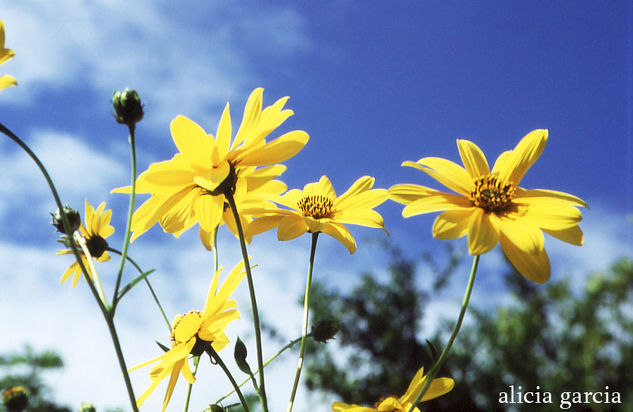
[113,88,309,250]
[331,367,454,412]
[56,200,114,287]
[389,130,587,283]
[0,21,17,90]
[130,261,246,411]
[246,175,388,254]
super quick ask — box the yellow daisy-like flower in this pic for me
[389,130,587,283]
[56,200,114,287]
[129,261,245,411]
[246,175,388,254]
[113,88,309,250]
[331,367,454,412]
[0,21,17,90]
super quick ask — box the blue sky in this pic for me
[0,1,631,411]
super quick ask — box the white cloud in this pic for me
[2,1,310,125]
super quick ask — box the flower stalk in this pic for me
[407,254,480,411]
[287,232,319,412]
[225,191,269,412]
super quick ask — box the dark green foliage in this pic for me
[303,248,633,411]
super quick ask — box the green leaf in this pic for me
[233,337,252,375]
[155,341,170,353]
[117,269,157,300]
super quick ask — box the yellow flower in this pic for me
[56,200,114,287]
[130,261,245,411]
[331,367,454,412]
[389,130,587,283]
[0,21,17,90]
[246,175,388,254]
[113,88,309,250]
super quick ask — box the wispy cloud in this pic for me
[2,1,310,125]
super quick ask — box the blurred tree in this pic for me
[303,248,633,411]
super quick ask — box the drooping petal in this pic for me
[193,193,224,239]
[499,217,545,255]
[496,129,548,186]
[467,208,500,255]
[432,208,474,239]
[543,226,584,246]
[321,222,357,254]
[277,214,308,240]
[244,215,285,237]
[335,208,386,230]
[402,191,472,217]
[500,232,550,283]
[457,139,490,179]
[403,158,473,196]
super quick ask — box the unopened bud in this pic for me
[2,386,28,412]
[112,88,143,126]
[311,319,340,343]
[51,205,81,235]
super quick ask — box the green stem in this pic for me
[113,124,137,310]
[108,247,171,331]
[0,123,139,411]
[208,346,250,412]
[224,192,268,412]
[286,232,319,412]
[183,356,200,412]
[216,335,309,404]
[407,254,480,411]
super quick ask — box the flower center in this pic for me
[297,195,334,219]
[86,235,108,258]
[469,174,516,213]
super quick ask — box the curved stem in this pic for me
[113,124,137,310]
[0,123,138,411]
[286,232,319,412]
[407,254,480,411]
[216,334,309,404]
[208,346,250,412]
[224,192,268,412]
[108,247,171,331]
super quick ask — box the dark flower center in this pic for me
[297,195,334,219]
[470,174,516,213]
[205,162,238,197]
[86,235,108,258]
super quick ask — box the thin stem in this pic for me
[286,232,319,412]
[0,123,139,411]
[208,346,250,412]
[183,356,200,412]
[407,254,480,411]
[216,335,309,404]
[225,191,268,412]
[113,124,137,310]
[74,232,107,305]
[108,247,171,331]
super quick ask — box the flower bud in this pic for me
[311,319,340,343]
[2,386,28,412]
[51,205,81,234]
[79,402,96,412]
[205,405,225,412]
[112,88,144,126]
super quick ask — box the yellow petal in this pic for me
[499,217,544,255]
[161,359,184,412]
[335,187,387,212]
[543,225,583,246]
[496,129,548,186]
[514,188,588,208]
[500,232,550,283]
[170,115,214,169]
[432,208,473,239]
[335,176,375,206]
[457,139,489,179]
[232,88,264,149]
[245,215,284,237]
[403,158,473,196]
[238,130,309,167]
[0,21,6,49]
[321,222,356,254]
[277,214,308,241]
[193,160,230,192]
[467,209,500,255]
[215,103,232,161]
[173,316,202,343]
[193,193,224,236]
[335,208,386,231]
[388,184,437,205]
[402,192,472,217]
[159,189,197,234]
[0,74,16,89]
[519,202,583,230]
